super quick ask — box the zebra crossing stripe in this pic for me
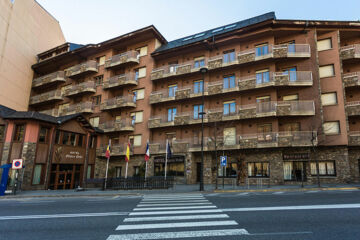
[107,229,249,240]
[133,206,216,211]
[139,200,209,204]
[129,209,223,216]
[115,220,238,230]
[123,214,230,222]
[137,202,212,207]
[141,197,205,201]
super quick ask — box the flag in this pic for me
[166,140,172,159]
[125,142,130,162]
[145,141,150,162]
[105,145,111,159]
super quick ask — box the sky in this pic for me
[36,0,360,44]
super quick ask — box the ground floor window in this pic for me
[247,162,269,178]
[310,161,336,176]
[115,166,121,178]
[32,164,43,185]
[283,161,306,181]
[87,165,93,179]
[219,162,238,178]
[154,162,184,177]
[133,166,140,177]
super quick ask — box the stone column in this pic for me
[20,142,37,190]
[1,142,10,165]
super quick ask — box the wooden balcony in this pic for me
[340,44,360,60]
[65,60,98,78]
[103,74,138,90]
[104,51,139,69]
[64,82,96,97]
[29,90,63,106]
[343,72,360,87]
[346,102,360,116]
[32,71,65,88]
[98,120,134,133]
[59,102,94,116]
[100,96,136,111]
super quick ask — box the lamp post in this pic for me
[199,67,208,191]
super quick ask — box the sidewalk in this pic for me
[1,183,359,199]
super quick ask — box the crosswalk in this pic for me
[106,193,249,239]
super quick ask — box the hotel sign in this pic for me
[53,146,86,164]
[154,155,184,163]
[283,153,310,160]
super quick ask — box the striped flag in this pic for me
[145,141,150,162]
[105,145,111,159]
[125,142,130,162]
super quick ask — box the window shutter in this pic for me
[134,135,142,146]
[138,67,146,78]
[135,112,143,123]
[99,56,106,65]
[323,121,340,134]
[139,46,148,56]
[283,94,299,101]
[317,38,332,51]
[136,89,145,100]
[223,127,236,145]
[319,65,334,78]
[321,92,337,106]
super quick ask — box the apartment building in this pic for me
[1,12,360,190]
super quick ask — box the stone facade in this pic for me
[346,105,360,116]
[151,69,164,80]
[238,78,256,91]
[274,74,289,85]
[340,48,355,60]
[174,115,190,125]
[238,52,255,64]
[20,142,38,190]
[1,142,10,166]
[342,75,359,87]
[175,89,191,100]
[208,59,222,70]
[176,64,191,75]
[273,46,288,58]
[208,84,223,95]
[149,93,163,104]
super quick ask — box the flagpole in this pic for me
[165,139,168,180]
[104,139,111,190]
[125,161,128,179]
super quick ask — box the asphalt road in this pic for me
[0,190,359,240]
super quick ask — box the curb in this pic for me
[0,192,142,199]
[214,187,360,193]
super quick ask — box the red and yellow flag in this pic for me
[125,142,130,162]
[105,145,111,159]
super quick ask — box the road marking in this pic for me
[143,194,203,198]
[107,229,249,240]
[237,193,250,196]
[306,190,319,193]
[141,197,205,201]
[115,220,238,230]
[251,231,313,236]
[272,191,284,194]
[134,205,216,211]
[129,209,223,216]
[137,202,212,207]
[139,200,209,204]
[123,214,230,222]
[222,203,360,212]
[0,212,128,220]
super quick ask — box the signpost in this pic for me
[12,159,23,195]
[220,156,227,189]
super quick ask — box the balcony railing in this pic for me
[346,101,360,116]
[104,51,139,69]
[98,120,134,133]
[65,60,98,78]
[29,90,63,105]
[32,71,65,88]
[39,109,59,117]
[149,131,317,153]
[343,72,360,87]
[97,143,133,157]
[340,44,360,60]
[64,82,96,97]
[59,102,94,116]
[348,131,360,146]
[103,73,138,89]
[100,96,136,111]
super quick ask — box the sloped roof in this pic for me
[0,105,16,118]
[153,12,275,54]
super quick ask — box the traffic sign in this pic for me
[220,156,227,167]
[12,159,23,169]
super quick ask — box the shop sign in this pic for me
[283,153,310,160]
[154,155,184,163]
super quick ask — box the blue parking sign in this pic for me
[220,156,227,166]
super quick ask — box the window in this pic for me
[77,135,84,147]
[321,92,337,106]
[283,67,297,81]
[169,62,178,73]
[133,89,145,101]
[89,135,96,148]
[131,111,143,124]
[256,69,270,84]
[317,38,332,51]
[282,40,295,53]
[97,56,106,66]
[13,124,25,142]
[311,161,335,176]
[223,101,236,115]
[257,124,272,134]
[70,133,76,146]
[168,84,177,97]
[283,94,299,101]
[223,50,235,63]
[135,67,146,80]
[218,162,237,178]
[130,135,142,146]
[55,130,61,144]
[92,95,101,106]
[255,43,269,57]
[283,122,300,132]
[193,105,204,120]
[223,75,236,89]
[94,75,103,85]
[323,121,340,135]
[248,162,269,178]
[133,166,140,176]
[32,164,43,185]
[167,108,177,122]
[194,56,205,68]
[38,127,49,143]
[115,167,122,178]
[0,125,5,142]
[136,46,148,57]
[256,95,271,103]
[87,165,92,179]
[193,80,204,94]
[319,65,335,78]
[89,117,99,127]
[62,132,70,145]
[223,127,236,145]
[284,161,306,181]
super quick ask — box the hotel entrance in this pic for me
[49,164,83,190]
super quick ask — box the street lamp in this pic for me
[199,67,208,191]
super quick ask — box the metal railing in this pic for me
[32,71,65,87]
[29,90,63,105]
[273,71,313,83]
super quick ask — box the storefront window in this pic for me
[154,162,184,177]
[219,162,238,178]
[310,161,335,176]
[284,161,306,181]
[248,162,269,178]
